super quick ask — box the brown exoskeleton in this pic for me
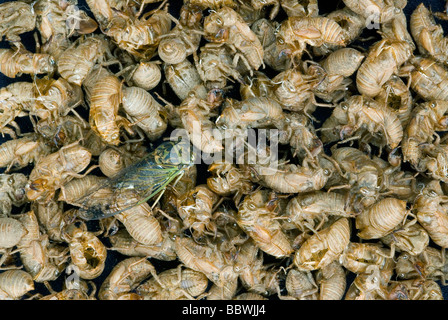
[62,222,107,280]
[356,39,413,98]
[251,18,290,72]
[108,228,177,261]
[33,200,66,243]
[380,221,429,256]
[329,95,404,152]
[176,90,223,154]
[58,175,106,206]
[0,217,27,253]
[195,43,244,90]
[203,6,264,75]
[98,257,160,300]
[33,78,84,122]
[418,143,448,183]
[94,1,172,60]
[136,265,209,300]
[276,16,347,62]
[0,173,28,216]
[284,191,356,234]
[122,86,167,141]
[355,197,409,240]
[0,1,36,44]
[174,236,235,287]
[177,184,220,239]
[387,279,443,300]
[278,268,318,300]
[240,71,275,100]
[237,189,293,258]
[34,115,88,151]
[124,61,162,91]
[395,246,448,284]
[280,0,319,18]
[207,161,253,205]
[89,74,134,146]
[409,56,448,101]
[0,134,51,172]
[375,75,413,129]
[115,203,163,246]
[98,143,147,178]
[313,48,365,103]
[276,112,324,161]
[344,268,389,300]
[316,261,347,300]
[324,147,382,211]
[0,269,34,300]
[0,81,35,138]
[161,164,197,217]
[206,275,238,300]
[410,3,448,65]
[164,59,207,102]
[158,4,203,65]
[25,143,95,203]
[35,0,98,59]
[233,293,268,300]
[401,100,448,170]
[271,66,325,114]
[243,144,332,195]
[57,35,112,86]
[234,239,282,297]
[216,97,285,142]
[294,217,351,271]
[17,210,68,282]
[342,0,405,25]
[187,0,237,10]
[339,242,395,276]
[313,7,365,57]
[413,180,448,249]
[0,47,55,79]
[40,275,97,300]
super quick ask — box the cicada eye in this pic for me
[324,169,331,176]
[277,37,284,44]
[284,81,296,92]
[341,102,348,110]
[360,187,369,195]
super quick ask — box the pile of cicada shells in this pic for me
[2,0,448,300]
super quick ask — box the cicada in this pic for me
[76,140,195,220]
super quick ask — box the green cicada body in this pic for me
[77,140,195,220]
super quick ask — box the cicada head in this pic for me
[203,11,229,43]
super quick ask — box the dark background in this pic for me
[0,0,448,300]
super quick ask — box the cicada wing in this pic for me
[77,186,142,220]
[76,164,186,220]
